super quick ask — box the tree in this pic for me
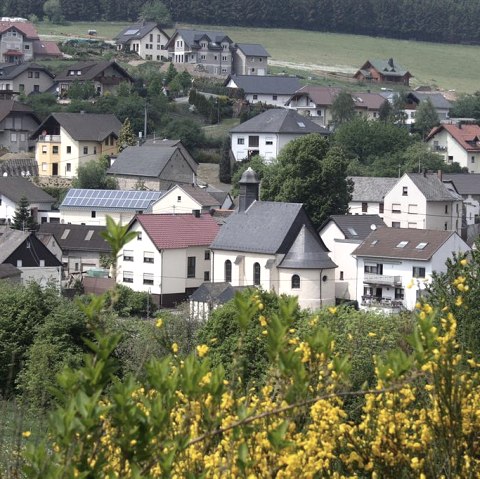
[139,0,172,26]
[414,98,439,138]
[117,118,137,151]
[164,63,177,85]
[43,0,65,23]
[261,134,352,228]
[160,118,206,150]
[330,90,355,127]
[66,80,95,100]
[72,159,118,190]
[378,99,393,122]
[11,195,36,231]
[219,136,232,183]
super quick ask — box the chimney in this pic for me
[238,167,259,213]
[193,209,201,218]
[437,169,443,181]
[388,58,394,68]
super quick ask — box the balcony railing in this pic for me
[433,145,447,151]
[361,296,405,309]
[364,273,402,286]
[38,135,61,142]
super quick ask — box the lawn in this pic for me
[35,21,480,93]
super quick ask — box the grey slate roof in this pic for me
[172,184,221,208]
[38,223,111,253]
[32,112,122,142]
[54,60,134,83]
[443,174,480,195]
[230,108,330,135]
[407,173,462,201]
[108,145,188,178]
[349,176,398,202]
[0,229,29,263]
[364,59,410,78]
[226,75,300,95]
[278,225,336,269]
[167,29,232,50]
[114,22,166,44]
[354,228,456,261]
[0,263,21,279]
[0,157,38,177]
[189,282,245,304]
[0,62,54,80]
[0,99,39,123]
[321,214,386,240]
[409,92,451,110]
[234,43,270,57]
[0,177,55,204]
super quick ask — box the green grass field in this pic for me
[36,21,480,93]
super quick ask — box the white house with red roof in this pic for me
[426,121,480,173]
[117,212,220,306]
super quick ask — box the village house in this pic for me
[354,58,412,86]
[231,43,270,75]
[31,112,121,178]
[53,61,134,98]
[403,91,451,126]
[425,121,480,172]
[348,176,398,217]
[107,142,198,190]
[0,99,40,152]
[443,173,480,226]
[114,22,169,61]
[224,75,301,107]
[0,18,61,64]
[354,228,469,313]
[0,176,55,225]
[382,172,463,234]
[285,86,386,127]
[230,109,330,162]
[117,212,220,306]
[210,168,336,310]
[166,29,234,75]
[0,63,55,98]
[318,214,386,302]
[0,152,38,177]
[59,188,163,226]
[0,229,62,287]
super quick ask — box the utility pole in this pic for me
[144,100,147,140]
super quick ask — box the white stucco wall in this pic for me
[60,209,135,226]
[151,189,202,214]
[244,93,290,107]
[21,266,61,289]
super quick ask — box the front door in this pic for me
[375,287,382,299]
[52,163,58,176]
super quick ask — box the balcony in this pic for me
[364,273,402,286]
[361,296,405,312]
[38,135,61,142]
[433,145,447,152]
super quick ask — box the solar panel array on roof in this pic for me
[124,29,139,35]
[61,189,163,210]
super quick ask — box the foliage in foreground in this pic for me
[23,263,480,478]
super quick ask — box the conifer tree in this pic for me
[12,196,36,231]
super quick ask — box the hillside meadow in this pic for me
[36,22,480,93]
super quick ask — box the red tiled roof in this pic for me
[33,40,62,57]
[292,85,341,106]
[426,123,480,152]
[352,92,386,110]
[137,213,220,249]
[0,21,39,39]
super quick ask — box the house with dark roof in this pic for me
[286,86,387,128]
[38,223,111,277]
[117,212,220,306]
[318,214,386,301]
[404,91,451,126]
[114,22,169,61]
[232,43,270,76]
[0,263,21,283]
[31,112,122,178]
[426,121,480,172]
[348,176,398,217]
[0,62,55,98]
[0,152,38,177]
[0,229,62,287]
[59,188,164,226]
[151,184,222,215]
[210,168,336,310]
[354,58,412,86]
[166,29,234,75]
[0,99,40,152]
[53,61,134,98]
[383,172,463,234]
[225,75,301,107]
[230,108,330,162]
[107,143,198,190]
[0,176,55,225]
[443,173,480,227]
[354,227,469,312]
[0,19,61,63]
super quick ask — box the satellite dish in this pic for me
[370,224,377,231]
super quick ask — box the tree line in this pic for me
[3,0,480,45]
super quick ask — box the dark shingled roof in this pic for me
[54,60,134,83]
[0,62,54,80]
[234,43,270,57]
[226,75,300,95]
[0,263,21,279]
[189,281,245,304]
[32,112,122,142]
[443,174,480,195]
[349,176,398,202]
[408,92,451,110]
[166,29,232,50]
[321,214,386,240]
[38,223,111,253]
[211,201,334,271]
[0,177,55,204]
[354,228,456,261]
[0,99,39,123]
[230,108,330,135]
[114,22,167,44]
[406,173,462,201]
[170,185,221,208]
[108,145,191,178]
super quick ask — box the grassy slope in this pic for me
[36,22,480,93]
